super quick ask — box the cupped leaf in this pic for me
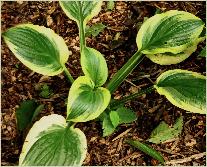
[146,37,205,65]
[2,24,70,76]
[137,10,204,54]
[109,111,120,127]
[81,47,108,86]
[155,69,206,114]
[126,139,165,164]
[60,1,102,27]
[19,114,87,166]
[67,76,111,122]
[148,116,183,144]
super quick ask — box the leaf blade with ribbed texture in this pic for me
[19,114,87,166]
[2,24,70,76]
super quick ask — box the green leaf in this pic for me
[67,76,111,122]
[109,111,120,127]
[2,24,70,76]
[19,114,87,166]
[81,47,108,87]
[199,46,206,57]
[16,100,44,131]
[126,139,165,164]
[137,10,204,54]
[117,107,137,124]
[155,69,206,114]
[60,1,102,27]
[39,84,53,98]
[85,23,106,37]
[102,113,116,137]
[146,37,205,65]
[107,1,115,10]
[148,116,183,144]
[16,100,38,131]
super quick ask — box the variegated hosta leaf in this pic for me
[59,1,102,27]
[19,114,87,166]
[2,24,70,76]
[146,37,205,65]
[81,47,108,86]
[137,10,204,54]
[155,69,206,114]
[67,76,111,122]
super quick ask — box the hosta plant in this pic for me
[2,1,206,166]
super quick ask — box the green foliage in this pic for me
[16,100,44,131]
[148,116,183,144]
[39,84,53,98]
[155,69,206,114]
[102,107,137,137]
[85,23,106,37]
[199,46,206,57]
[19,114,87,166]
[107,1,115,10]
[126,139,165,164]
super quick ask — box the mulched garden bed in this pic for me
[1,1,206,166]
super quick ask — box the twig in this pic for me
[112,128,132,142]
[165,152,206,165]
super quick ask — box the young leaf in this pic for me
[155,69,206,114]
[137,10,204,54]
[2,24,70,76]
[146,37,205,65]
[126,139,165,164]
[148,116,183,144]
[59,1,102,27]
[102,113,116,137]
[67,76,111,122]
[199,46,206,57]
[81,47,108,87]
[116,107,137,124]
[39,84,53,98]
[109,111,120,127]
[85,23,106,37]
[19,114,87,166]
[31,104,44,122]
[107,1,115,11]
[16,100,39,131]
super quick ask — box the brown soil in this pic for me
[1,1,206,166]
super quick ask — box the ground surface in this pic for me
[1,1,206,166]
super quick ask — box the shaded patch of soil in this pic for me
[1,1,206,166]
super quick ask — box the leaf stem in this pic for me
[78,2,85,52]
[110,86,155,108]
[107,50,145,94]
[63,65,74,83]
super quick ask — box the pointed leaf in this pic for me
[126,139,165,164]
[16,100,38,131]
[19,114,87,166]
[102,113,116,137]
[60,1,102,27]
[116,107,137,124]
[155,69,206,114]
[67,76,111,122]
[2,24,70,76]
[148,116,183,144]
[109,111,120,127]
[81,47,108,86]
[146,37,205,65]
[137,10,204,54]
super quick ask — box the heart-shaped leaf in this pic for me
[2,24,70,76]
[146,37,205,65]
[67,76,111,122]
[155,69,206,114]
[81,47,108,86]
[137,10,204,54]
[60,1,102,27]
[19,114,87,166]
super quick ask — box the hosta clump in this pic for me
[2,1,206,166]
